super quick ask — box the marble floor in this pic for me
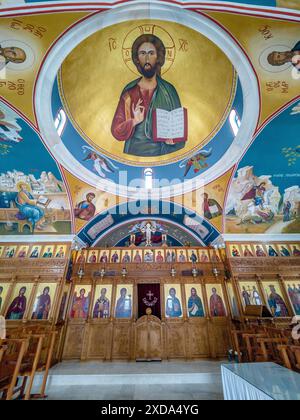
[33,360,225,400]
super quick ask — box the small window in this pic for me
[229,109,241,136]
[54,108,67,137]
[144,168,153,190]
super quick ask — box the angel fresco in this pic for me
[71,288,90,319]
[111,34,186,158]
[180,148,212,177]
[82,146,119,179]
[290,103,300,115]
[0,107,23,145]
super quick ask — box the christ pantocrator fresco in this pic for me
[111,34,187,157]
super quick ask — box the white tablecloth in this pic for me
[222,363,300,400]
[222,365,273,400]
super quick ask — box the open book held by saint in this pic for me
[111,34,187,157]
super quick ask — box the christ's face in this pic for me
[191,288,196,297]
[137,42,158,78]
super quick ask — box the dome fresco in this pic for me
[0,0,299,245]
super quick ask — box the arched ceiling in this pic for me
[0,0,299,246]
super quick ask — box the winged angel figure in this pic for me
[82,146,119,178]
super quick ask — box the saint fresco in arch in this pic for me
[32,286,52,320]
[111,34,186,157]
[265,284,289,317]
[6,286,27,320]
[93,287,110,319]
[70,288,90,319]
[115,287,132,318]
[267,42,300,72]
[187,287,204,317]
[209,287,226,317]
[165,287,182,318]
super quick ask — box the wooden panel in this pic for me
[111,322,132,360]
[186,319,210,358]
[135,323,148,360]
[86,322,111,359]
[165,321,186,359]
[63,322,86,359]
[208,319,231,358]
[149,323,162,360]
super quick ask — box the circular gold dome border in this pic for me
[57,64,237,168]
[34,2,260,199]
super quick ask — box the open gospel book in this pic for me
[153,107,188,143]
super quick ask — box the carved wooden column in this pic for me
[278,274,294,317]
[256,275,267,307]
[24,276,39,322]
[232,276,244,321]
[1,276,16,317]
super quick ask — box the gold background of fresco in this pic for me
[59,20,236,166]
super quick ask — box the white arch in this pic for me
[35,0,259,199]
[90,216,209,247]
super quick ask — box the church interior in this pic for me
[0,0,300,402]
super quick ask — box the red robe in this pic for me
[111,85,155,142]
[210,294,226,317]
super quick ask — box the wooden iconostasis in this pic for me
[0,242,299,362]
[226,242,300,321]
[0,242,71,323]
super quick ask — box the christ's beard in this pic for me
[139,63,157,78]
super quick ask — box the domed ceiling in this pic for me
[0,0,299,246]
